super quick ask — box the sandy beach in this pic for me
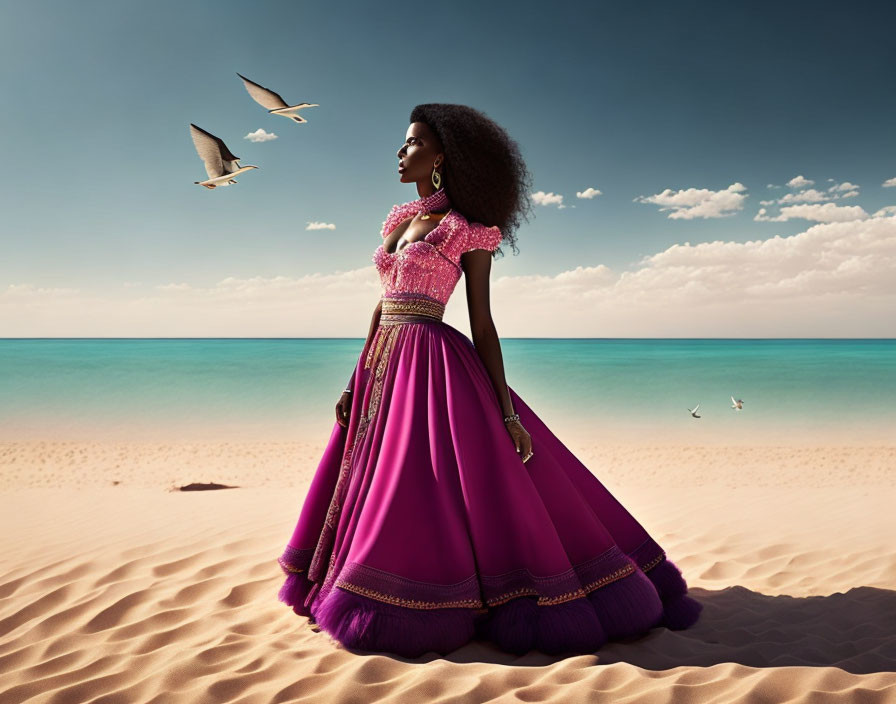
[3,0,895,699]
[1,438,895,703]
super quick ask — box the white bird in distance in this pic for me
[688,404,701,418]
[189,123,259,189]
[237,72,319,123]
[731,396,744,410]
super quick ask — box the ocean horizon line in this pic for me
[3,337,895,341]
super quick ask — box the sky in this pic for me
[1,0,894,337]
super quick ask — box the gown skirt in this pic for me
[277,293,702,657]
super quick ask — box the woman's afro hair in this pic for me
[409,103,534,256]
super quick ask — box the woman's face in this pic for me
[396,121,444,188]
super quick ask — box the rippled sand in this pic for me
[1,439,894,703]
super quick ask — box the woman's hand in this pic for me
[335,391,352,428]
[505,419,534,464]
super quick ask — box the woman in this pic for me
[277,103,702,657]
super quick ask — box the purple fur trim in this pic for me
[277,570,315,617]
[305,567,675,656]
[476,595,607,655]
[281,554,701,655]
[311,586,476,658]
[644,558,687,598]
[644,558,703,630]
[660,593,703,630]
[276,546,319,617]
[586,566,664,640]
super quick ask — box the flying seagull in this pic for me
[189,123,258,189]
[731,396,744,410]
[688,404,701,418]
[236,72,319,123]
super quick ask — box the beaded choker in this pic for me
[416,187,451,219]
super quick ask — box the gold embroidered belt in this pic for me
[379,295,445,324]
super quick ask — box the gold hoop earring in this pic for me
[431,167,442,190]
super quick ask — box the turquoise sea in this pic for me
[1,338,894,445]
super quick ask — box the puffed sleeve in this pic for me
[380,204,401,238]
[463,221,503,254]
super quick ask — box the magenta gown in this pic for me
[276,196,702,657]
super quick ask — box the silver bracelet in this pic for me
[503,413,520,424]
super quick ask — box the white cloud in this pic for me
[531,191,564,207]
[306,222,336,230]
[777,188,830,204]
[0,269,381,337]
[754,203,870,222]
[576,187,602,199]
[245,128,278,142]
[787,175,815,188]
[3,283,81,299]
[758,180,862,220]
[5,215,894,337]
[624,215,896,304]
[883,177,896,188]
[634,182,747,219]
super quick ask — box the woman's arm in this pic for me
[365,298,384,347]
[462,251,533,460]
[461,250,514,416]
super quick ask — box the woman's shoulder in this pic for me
[380,200,421,238]
[457,212,503,254]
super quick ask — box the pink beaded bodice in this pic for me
[373,196,504,305]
